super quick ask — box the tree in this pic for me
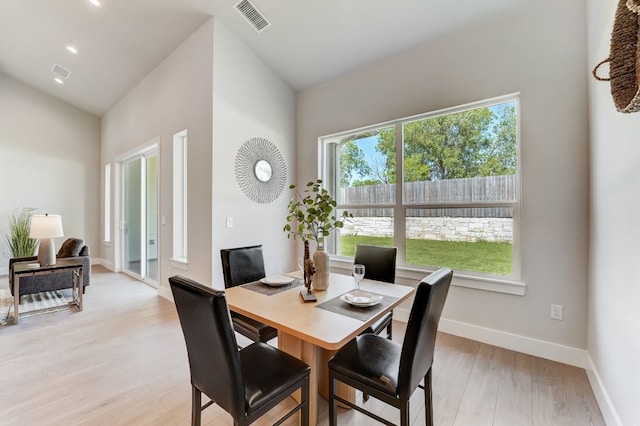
[339,140,371,187]
[478,105,517,176]
[373,127,400,184]
[374,104,516,182]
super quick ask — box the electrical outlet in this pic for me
[550,304,563,320]
[226,217,233,228]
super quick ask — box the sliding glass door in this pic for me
[122,150,158,284]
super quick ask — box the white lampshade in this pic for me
[29,214,64,238]
[29,214,64,266]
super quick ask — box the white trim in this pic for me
[585,353,623,426]
[331,257,526,296]
[448,273,526,296]
[437,318,587,368]
[158,285,173,301]
[104,163,111,243]
[95,257,116,271]
[115,137,160,274]
[390,312,613,421]
[0,266,7,276]
[393,306,411,323]
[170,258,189,271]
[172,130,188,260]
[393,301,588,369]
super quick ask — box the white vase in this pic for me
[312,246,330,291]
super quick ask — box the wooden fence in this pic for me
[339,175,516,218]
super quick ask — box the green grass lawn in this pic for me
[340,235,512,275]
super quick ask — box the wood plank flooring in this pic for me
[0,266,604,425]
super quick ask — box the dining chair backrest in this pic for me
[397,267,453,400]
[221,245,266,288]
[353,244,397,283]
[169,275,245,420]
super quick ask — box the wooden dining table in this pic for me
[225,271,414,426]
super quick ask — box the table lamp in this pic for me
[29,214,64,266]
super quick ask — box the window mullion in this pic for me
[394,121,405,266]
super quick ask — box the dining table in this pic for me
[225,270,414,426]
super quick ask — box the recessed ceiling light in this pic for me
[54,77,65,85]
[66,45,78,54]
[89,0,101,7]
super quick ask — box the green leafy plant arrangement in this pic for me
[5,207,38,257]
[284,179,351,246]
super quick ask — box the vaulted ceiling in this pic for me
[1,0,536,116]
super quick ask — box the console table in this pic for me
[12,259,83,324]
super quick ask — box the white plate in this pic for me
[260,275,295,287]
[340,290,383,307]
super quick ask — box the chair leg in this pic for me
[329,374,338,426]
[424,369,433,426]
[400,400,410,426]
[191,385,202,426]
[301,376,310,426]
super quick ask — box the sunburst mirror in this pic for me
[234,137,287,204]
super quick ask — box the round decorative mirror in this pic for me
[234,137,287,204]
[254,159,273,182]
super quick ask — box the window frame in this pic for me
[172,130,188,264]
[320,93,523,294]
[104,163,111,244]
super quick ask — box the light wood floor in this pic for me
[0,266,604,425]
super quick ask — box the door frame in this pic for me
[114,137,160,287]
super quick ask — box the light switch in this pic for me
[226,217,233,228]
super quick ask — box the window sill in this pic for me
[329,257,526,296]
[171,258,189,271]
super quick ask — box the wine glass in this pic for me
[297,257,305,278]
[353,264,365,291]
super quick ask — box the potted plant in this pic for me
[5,207,38,258]
[284,179,350,291]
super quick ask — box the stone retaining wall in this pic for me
[342,217,513,243]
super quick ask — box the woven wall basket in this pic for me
[593,0,640,113]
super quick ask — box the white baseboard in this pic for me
[94,258,115,271]
[437,318,588,368]
[158,286,173,301]
[394,307,411,323]
[394,310,589,369]
[585,353,622,426]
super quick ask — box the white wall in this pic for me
[587,1,640,424]
[297,0,590,355]
[0,73,100,274]
[101,19,214,295]
[100,17,296,293]
[211,19,296,287]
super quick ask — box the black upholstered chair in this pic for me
[328,267,453,426]
[220,245,278,344]
[169,275,310,426]
[354,244,397,339]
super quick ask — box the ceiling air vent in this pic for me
[51,63,71,79]
[235,0,271,33]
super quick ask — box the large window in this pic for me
[104,164,111,243]
[173,130,187,261]
[322,94,519,280]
